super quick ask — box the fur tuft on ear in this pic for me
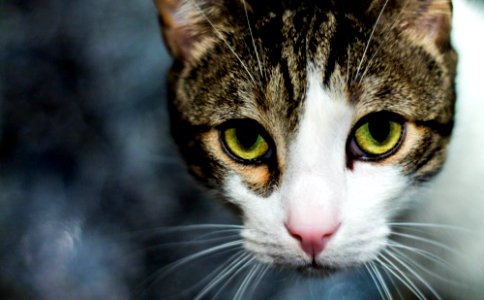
[155,0,213,62]
[402,0,453,50]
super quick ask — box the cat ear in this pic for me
[402,0,453,49]
[155,0,212,62]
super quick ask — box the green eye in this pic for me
[352,114,404,157]
[222,123,270,162]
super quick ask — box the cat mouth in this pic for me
[296,259,337,277]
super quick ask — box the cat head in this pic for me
[156,0,457,270]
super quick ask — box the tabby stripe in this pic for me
[323,14,353,87]
[415,120,454,137]
[280,57,295,104]
[412,144,442,175]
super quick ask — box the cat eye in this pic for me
[220,120,272,163]
[348,113,405,160]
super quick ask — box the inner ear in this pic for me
[399,0,453,50]
[367,0,452,50]
[155,0,214,62]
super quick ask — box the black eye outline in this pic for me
[346,111,407,162]
[217,119,275,165]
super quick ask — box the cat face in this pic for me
[156,0,457,271]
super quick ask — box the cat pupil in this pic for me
[235,126,259,149]
[368,118,390,143]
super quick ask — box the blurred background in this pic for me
[0,0,482,299]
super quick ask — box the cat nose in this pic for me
[285,221,340,257]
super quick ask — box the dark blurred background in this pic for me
[0,0,242,298]
[1,0,482,299]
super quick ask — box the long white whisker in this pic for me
[233,263,259,300]
[165,251,245,299]
[147,240,243,288]
[387,240,453,270]
[354,0,390,81]
[384,248,441,300]
[366,263,387,300]
[391,232,462,256]
[371,261,393,300]
[143,234,241,251]
[245,263,269,299]
[357,44,382,84]
[119,224,243,240]
[375,263,393,300]
[358,0,411,83]
[196,252,251,300]
[389,222,471,233]
[196,228,242,240]
[208,253,253,299]
[195,253,254,300]
[390,246,462,287]
[380,260,404,300]
[242,0,264,80]
[134,242,242,299]
[376,254,426,300]
[188,0,256,84]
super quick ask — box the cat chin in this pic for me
[248,249,365,278]
[245,241,381,274]
[295,264,339,277]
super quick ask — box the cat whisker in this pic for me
[390,231,462,257]
[376,254,426,300]
[194,253,255,300]
[246,263,269,298]
[358,0,412,83]
[383,248,442,300]
[233,262,260,300]
[142,240,243,293]
[187,0,257,84]
[203,251,251,300]
[389,246,463,287]
[160,251,246,299]
[118,224,243,240]
[387,240,453,270]
[367,261,392,300]
[380,261,405,300]
[357,45,382,84]
[196,228,242,239]
[242,0,264,81]
[389,222,472,233]
[141,234,241,253]
[209,254,253,300]
[374,261,393,300]
[365,263,385,300]
[354,0,391,81]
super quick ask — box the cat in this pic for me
[155,0,484,298]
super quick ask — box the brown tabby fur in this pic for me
[156,0,457,194]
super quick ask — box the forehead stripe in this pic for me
[322,16,353,87]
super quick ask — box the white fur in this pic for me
[224,71,410,268]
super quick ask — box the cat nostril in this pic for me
[285,223,340,257]
[288,231,303,242]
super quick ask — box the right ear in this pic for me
[155,0,211,62]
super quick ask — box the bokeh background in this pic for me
[1,0,482,299]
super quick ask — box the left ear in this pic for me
[402,0,453,50]
[154,0,215,63]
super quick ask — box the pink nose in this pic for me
[285,222,340,257]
